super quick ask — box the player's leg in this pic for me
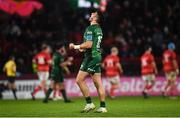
[53,90,56,98]
[169,79,176,98]
[162,72,171,97]
[38,72,48,95]
[76,70,95,112]
[7,77,11,89]
[53,85,62,101]
[11,78,17,100]
[109,76,120,98]
[41,79,47,93]
[7,77,17,100]
[142,75,149,98]
[143,74,155,98]
[110,83,119,98]
[169,72,177,99]
[164,80,171,97]
[43,80,54,103]
[91,73,107,113]
[59,82,71,103]
[76,70,89,97]
[149,75,155,90]
[31,72,43,99]
[53,85,58,100]
[42,72,49,94]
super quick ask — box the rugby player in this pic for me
[69,11,107,113]
[31,44,51,100]
[162,43,179,99]
[3,56,17,100]
[43,43,72,103]
[102,47,123,98]
[141,45,158,98]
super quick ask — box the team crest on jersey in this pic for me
[87,31,92,34]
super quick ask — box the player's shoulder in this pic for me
[7,60,15,65]
[5,60,11,65]
[106,54,112,58]
[53,52,62,58]
[164,49,170,54]
[53,52,59,57]
[37,51,44,56]
[171,50,176,57]
[88,24,102,31]
[141,53,146,58]
[149,53,154,58]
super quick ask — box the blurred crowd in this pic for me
[0,0,180,75]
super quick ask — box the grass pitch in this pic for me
[0,96,180,117]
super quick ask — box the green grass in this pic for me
[0,96,180,117]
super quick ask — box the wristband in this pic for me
[176,69,179,73]
[74,45,80,49]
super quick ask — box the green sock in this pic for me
[85,97,92,104]
[12,89,17,100]
[45,88,52,101]
[60,89,68,101]
[100,101,106,108]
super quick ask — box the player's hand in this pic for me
[79,49,84,52]
[67,61,72,66]
[69,43,75,49]
[155,70,158,75]
[121,70,124,74]
[68,57,74,61]
[176,69,179,75]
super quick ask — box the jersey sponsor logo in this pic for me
[86,35,93,41]
[87,68,95,72]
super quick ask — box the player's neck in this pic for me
[90,21,98,25]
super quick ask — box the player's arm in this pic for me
[69,41,93,50]
[32,56,38,72]
[3,64,6,72]
[60,60,71,67]
[101,63,105,69]
[60,57,73,74]
[101,58,106,69]
[12,64,16,73]
[117,63,123,74]
[173,59,179,74]
[46,56,52,65]
[152,61,158,74]
[151,55,158,74]
[63,66,70,75]
[172,52,179,74]
[32,56,37,64]
[60,57,73,67]
[69,29,93,50]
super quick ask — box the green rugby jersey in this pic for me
[83,24,103,58]
[51,52,64,77]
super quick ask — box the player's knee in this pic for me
[94,81,99,88]
[76,78,82,84]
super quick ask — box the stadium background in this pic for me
[0,0,180,98]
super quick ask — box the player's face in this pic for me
[10,57,15,61]
[45,47,51,54]
[111,47,118,55]
[89,12,98,22]
[59,46,67,56]
[146,48,152,54]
